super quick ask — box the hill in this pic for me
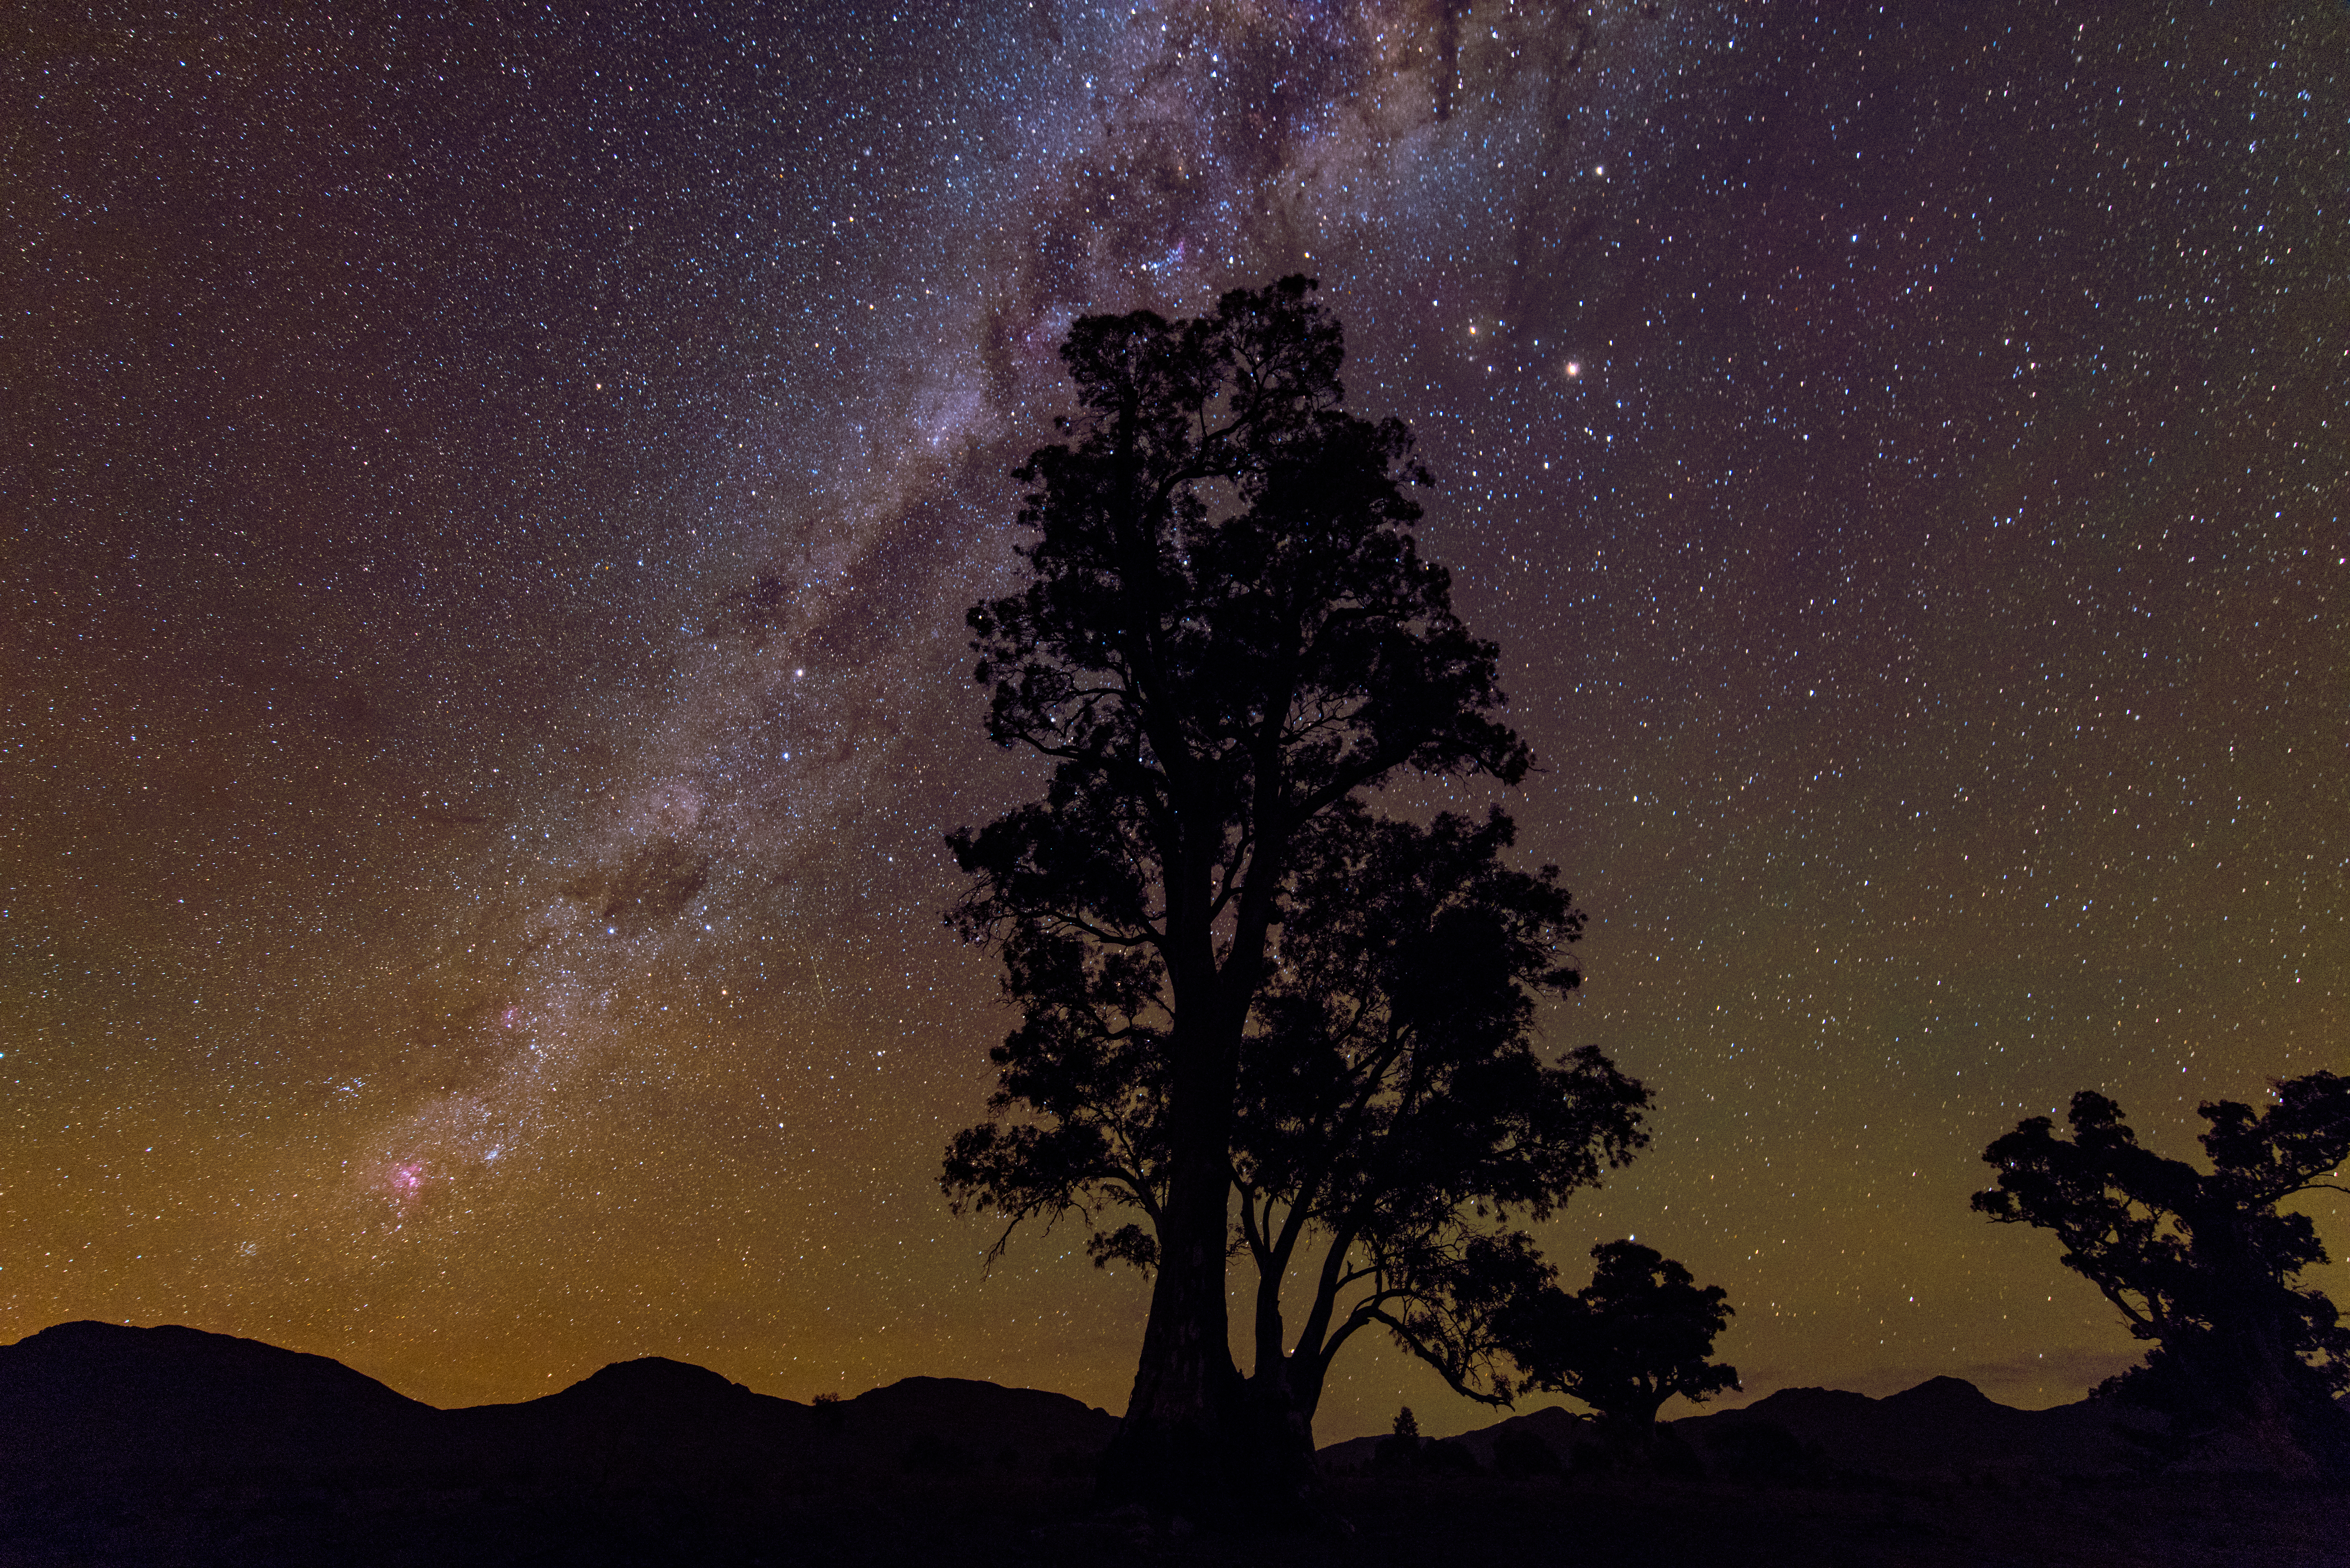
[1671,1374,2158,1481]
[0,1321,1119,1564]
[3,1322,2336,1567]
[1320,1376,2158,1483]
[0,1320,444,1479]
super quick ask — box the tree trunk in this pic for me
[1239,1354,1328,1518]
[2226,1319,2323,1479]
[1096,798,1312,1522]
[1233,1217,1336,1518]
[1096,977,1255,1519]
[2191,1208,2330,1477]
[1097,1001,1329,1520]
[1096,1139,1246,1516]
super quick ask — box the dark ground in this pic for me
[7,1468,2347,1568]
[8,1326,2344,1566]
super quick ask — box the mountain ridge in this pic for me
[3,1319,2160,1485]
[0,1321,1117,1484]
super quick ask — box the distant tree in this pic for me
[944,805,1647,1498]
[940,276,1552,1517]
[1373,1405,1421,1469]
[1502,1240,1740,1441]
[1974,1072,2350,1474]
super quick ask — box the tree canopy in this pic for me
[941,277,1568,1516]
[1230,807,1646,1419]
[1975,1072,2350,1474]
[1500,1240,1740,1437]
[944,805,1648,1451]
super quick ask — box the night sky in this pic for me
[6,2,2343,1442]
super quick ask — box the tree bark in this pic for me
[1096,946,1254,1517]
[1103,1063,1331,1519]
[1240,1352,1328,1516]
[1096,1127,1246,1515]
[1095,756,1312,1520]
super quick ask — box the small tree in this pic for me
[1373,1405,1421,1469]
[1974,1072,2350,1474]
[1502,1240,1739,1440]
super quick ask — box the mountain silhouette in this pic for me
[4,1321,2155,1491]
[0,1321,1115,1492]
[1317,1375,2154,1482]
[0,1321,1128,1565]
[0,1320,442,1478]
[1317,1402,1593,1474]
[1674,1375,2149,1479]
[0,1323,2316,1566]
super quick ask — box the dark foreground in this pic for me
[6,1324,2343,1567]
[7,1469,2347,1568]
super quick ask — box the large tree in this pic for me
[1974,1072,2350,1474]
[943,277,1539,1515]
[944,803,1649,1494]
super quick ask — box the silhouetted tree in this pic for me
[1373,1405,1421,1469]
[1502,1240,1739,1441]
[947,803,1647,1494]
[1974,1072,2350,1474]
[1229,808,1645,1440]
[941,277,1545,1518]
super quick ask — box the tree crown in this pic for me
[1974,1075,2350,1351]
[950,277,1528,958]
[1973,1072,2350,1448]
[1501,1240,1740,1428]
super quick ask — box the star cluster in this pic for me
[4,2,2342,1439]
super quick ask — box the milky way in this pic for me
[6,2,2344,1438]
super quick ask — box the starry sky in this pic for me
[5,2,2344,1442]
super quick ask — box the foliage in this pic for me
[1372,1407,1418,1469]
[937,277,1580,1503]
[1974,1072,2350,1468]
[1232,807,1648,1408]
[1502,1240,1740,1434]
[942,804,1649,1422]
[1372,1406,1482,1474]
[945,275,1528,976]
